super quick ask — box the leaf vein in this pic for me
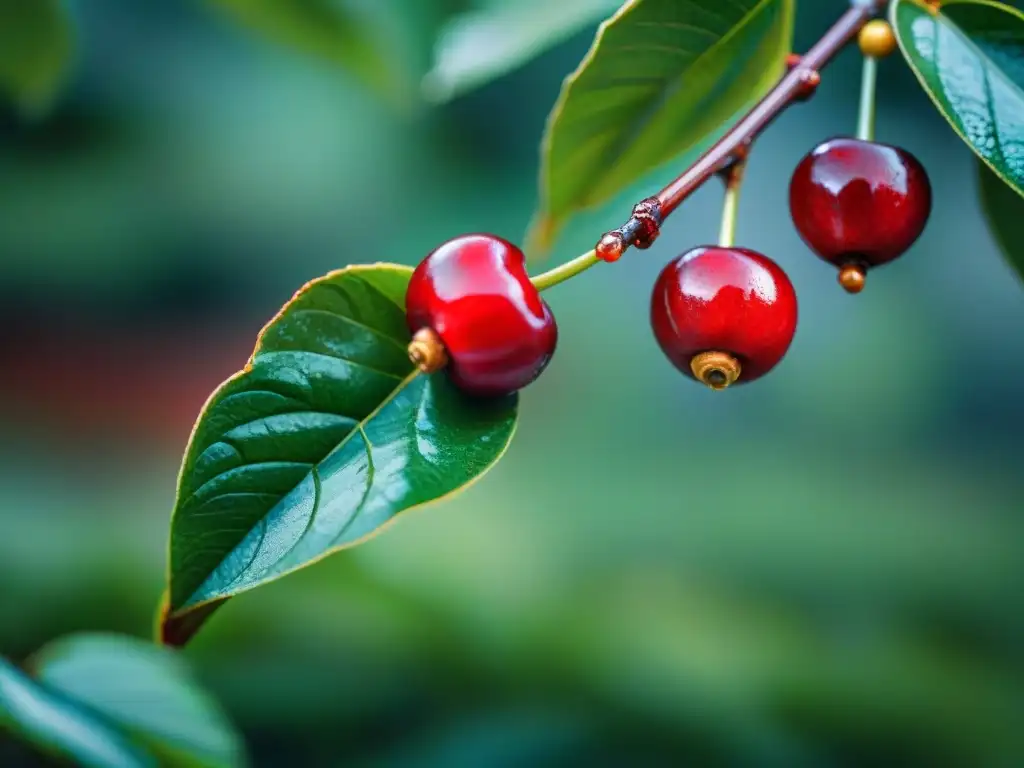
[329,425,376,549]
[346,274,406,312]
[595,0,778,171]
[186,492,282,519]
[254,349,406,381]
[273,465,325,570]
[185,460,315,510]
[288,307,410,353]
[629,20,718,39]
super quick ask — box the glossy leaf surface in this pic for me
[206,0,405,101]
[528,0,794,253]
[891,0,1024,196]
[1,634,243,768]
[423,0,620,103]
[0,0,74,114]
[978,158,1024,282]
[161,264,518,646]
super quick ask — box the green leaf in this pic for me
[528,0,795,254]
[978,157,1024,282]
[160,263,518,646]
[33,635,246,768]
[205,0,406,103]
[891,0,1024,197]
[422,0,621,103]
[0,661,150,768]
[0,0,74,115]
[1,634,244,768]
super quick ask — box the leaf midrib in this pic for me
[288,306,411,355]
[180,369,422,611]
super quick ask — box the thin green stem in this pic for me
[718,164,745,249]
[529,249,599,292]
[857,55,878,142]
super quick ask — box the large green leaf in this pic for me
[528,0,795,254]
[891,0,1024,196]
[978,157,1024,282]
[160,263,518,646]
[423,0,621,103]
[0,0,74,114]
[1,634,244,768]
[205,0,406,102]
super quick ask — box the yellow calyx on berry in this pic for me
[690,351,742,391]
[838,264,867,294]
[407,328,448,374]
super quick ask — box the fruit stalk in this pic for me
[530,249,598,291]
[717,162,746,249]
[857,54,879,142]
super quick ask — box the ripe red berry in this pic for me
[789,137,931,293]
[405,234,557,397]
[650,246,798,390]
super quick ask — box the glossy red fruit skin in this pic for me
[650,247,798,384]
[789,137,931,268]
[406,234,557,397]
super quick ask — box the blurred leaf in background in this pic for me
[422,0,620,103]
[0,0,74,115]
[2,634,244,767]
[204,0,412,105]
[1,659,151,768]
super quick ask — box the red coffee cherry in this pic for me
[405,234,557,397]
[789,137,932,293]
[650,246,798,390]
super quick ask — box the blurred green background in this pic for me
[3,0,1024,765]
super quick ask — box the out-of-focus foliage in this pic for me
[203,0,412,104]
[2,0,1024,766]
[1,635,244,767]
[0,0,74,114]
[422,0,620,102]
[1,659,151,768]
